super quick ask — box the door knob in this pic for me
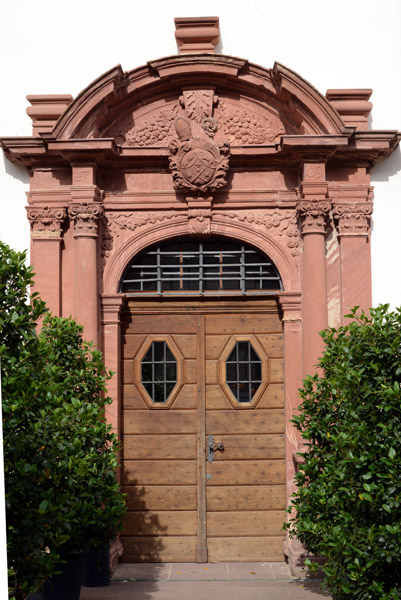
[207,434,225,463]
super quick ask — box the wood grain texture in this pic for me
[209,434,285,460]
[206,410,284,434]
[207,536,285,562]
[205,314,282,335]
[124,511,197,536]
[257,384,285,409]
[123,435,196,460]
[121,536,197,562]
[207,485,286,511]
[122,485,197,511]
[270,359,284,383]
[205,333,284,360]
[206,460,285,486]
[123,314,197,335]
[123,410,197,434]
[206,385,232,410]
[207,511,286,536]
[123,461,196,485]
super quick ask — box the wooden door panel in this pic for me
[207,537,284,562]
[206,385,232,410]
[207,486,286,511]
[209,434,285,460]
[124,511,197,536]
[124,314,197,335]
[206,410,284,434]
[207,511,285,536]
[206,460,285,486]
[123,486,197,511]
[124,410,197,434]
[123,435,196,460]
[123,461,196,486]
[205,314,282,334]
[121,536,197,562]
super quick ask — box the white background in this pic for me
[0,0,400,592]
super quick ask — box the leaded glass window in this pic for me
[141,341,177,403]
[226,341,262,403]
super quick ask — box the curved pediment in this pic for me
[51,55,347,143]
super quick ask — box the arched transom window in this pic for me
[120,238,282,296]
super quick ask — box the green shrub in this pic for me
[286,306,401,600]
[1,242,125,599]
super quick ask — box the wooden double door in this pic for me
[121,298,286,562]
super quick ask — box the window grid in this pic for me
[120,240,282,296]
[141,341,177,403]
[226,341,262,403]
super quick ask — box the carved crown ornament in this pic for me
[296,199,332,235]
[26,206,66,238]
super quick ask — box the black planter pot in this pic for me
[83,543,110,587]
[41,552,86,600]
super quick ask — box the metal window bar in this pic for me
[120,240,282,296]
[141,341,177,403]
[226,341,262,403]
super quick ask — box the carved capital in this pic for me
[297,200,331,235]
[188,208,212,237]
[68,203,104,237]
[332,202,373,236]
[26,206,66,238]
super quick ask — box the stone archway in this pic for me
[1,16,399,569]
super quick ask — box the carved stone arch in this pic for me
[104,218,297,295]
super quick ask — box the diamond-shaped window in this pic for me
[141,341,177,403]
[226,341,262,403]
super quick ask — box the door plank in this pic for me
[171,385,197,409]
[122,486,197,511]
[257,384,284,409]
[206,460,285,485]
[270,358,284,383]
[123,435,196,460]
[207,536,284,562]
[207,485,286,511]
[124,460,196,485]
[206,333,284,360]
[124,511,197,536]
[121,536,197,562]
[209,434,285,460]
[206,410,284,434]
[123,314,197,335]
[207,511,286,537]
[205,314,282,335]
[124,410,197,434]
[206,385,231,410]
[122,385,148,409]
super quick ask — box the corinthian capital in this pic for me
[68,203,104,237]
[26,206,66,238]
[297,200,331,235]
[333,202,373,236]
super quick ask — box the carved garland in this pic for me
[215,209,300,257]
[101,211,183,258]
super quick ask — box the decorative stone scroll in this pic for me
[188,208,212,237]
[68,203,103,236]
[297,200,331,235]
[26,206,66,238]
[332,202,373,236]
[215,209,300,257]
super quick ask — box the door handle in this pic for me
[207,434,225,463]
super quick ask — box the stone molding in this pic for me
[174,17,220,54]
[333,202,373,236]
[68,203,104,237]
[100,293,125,325]
[277,291,302,322]
[297,199,331,235]
[26,206,66,238]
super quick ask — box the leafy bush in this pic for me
[1,242,125,599]
[286,306,401,600]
